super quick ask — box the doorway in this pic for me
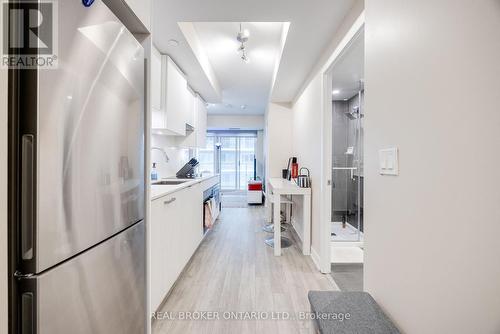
[328,28,364,291]
[316,13,365,285]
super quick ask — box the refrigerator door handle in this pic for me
[17,275,37,334]
[21,134,35,261]
[20,291,35,334]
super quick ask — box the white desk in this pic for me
[268,178,311,256]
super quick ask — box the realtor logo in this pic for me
[2,0,58,68]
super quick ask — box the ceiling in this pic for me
[194,22,284,115]
[152,0,356,115]
[331,30,364,101]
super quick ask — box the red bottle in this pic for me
[291,157,298,179]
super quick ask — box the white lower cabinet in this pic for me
[150,182,206,312]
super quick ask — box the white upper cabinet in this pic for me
[163,56,188,136]
[152,55,190,136]
[176,94,207,148]
[185,87,196,128]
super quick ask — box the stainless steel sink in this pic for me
[153,180,188,185]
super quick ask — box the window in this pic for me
[198,135,215,174]
[197,132,257,191]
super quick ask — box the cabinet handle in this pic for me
[164,197,176,205]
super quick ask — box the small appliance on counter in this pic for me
[176,158,199,178]
[284,156,298,180]
[291,157,299,179]
[297,167,311,188]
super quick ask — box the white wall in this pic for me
[207,114,264,130]
[291,77,323,251]
[0,3,7,333]
[151,135,190,179]
[264,103,292,182]
[289,0,364,259]
[364,1,500,333]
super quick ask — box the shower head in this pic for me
[345,106,363,120]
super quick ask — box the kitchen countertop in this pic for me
[150,174,219,201]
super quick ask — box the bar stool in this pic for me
[264,193,293,248]
[262,195,292,232]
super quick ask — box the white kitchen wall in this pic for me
[364,0,500,333]
[151,135,190,179]
[264,103,292,180]
[207,114,264,130]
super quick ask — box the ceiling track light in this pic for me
[236,23,250,63]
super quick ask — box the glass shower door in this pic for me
[331,90,364,242]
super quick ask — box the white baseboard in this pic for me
[310,247,322,272]
[290,217,303,243]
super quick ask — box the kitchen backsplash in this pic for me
[151,135,190,179]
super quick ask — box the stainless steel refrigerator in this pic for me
[9,1,146,333]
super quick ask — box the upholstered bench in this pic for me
[307,291,400,334]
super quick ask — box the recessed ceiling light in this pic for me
[332,89,340,95]
[240,104,247,109]
[168,39,179,47]
[66,95,73,100]
[343,98,348,101]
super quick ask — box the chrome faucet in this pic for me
[151,147,170,162]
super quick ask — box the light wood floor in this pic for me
[152,206,336,334]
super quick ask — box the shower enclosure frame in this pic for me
[331,88,364,245]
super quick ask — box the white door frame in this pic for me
[318,13,365,274]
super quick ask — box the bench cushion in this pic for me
[308,291,400,334]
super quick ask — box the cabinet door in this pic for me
[151,193,182,312]
[196,96,207,148]
[185,88,195,128]
[150,186,204,313]
[175,187,193,268]
[150,199,166,312]
[175,93,198,148]
[161,193,182,295]
[164,56,187,136]
[173,185,202,269]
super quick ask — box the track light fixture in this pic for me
[236,23,250,63]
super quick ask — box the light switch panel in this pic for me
[379,147,399,175]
